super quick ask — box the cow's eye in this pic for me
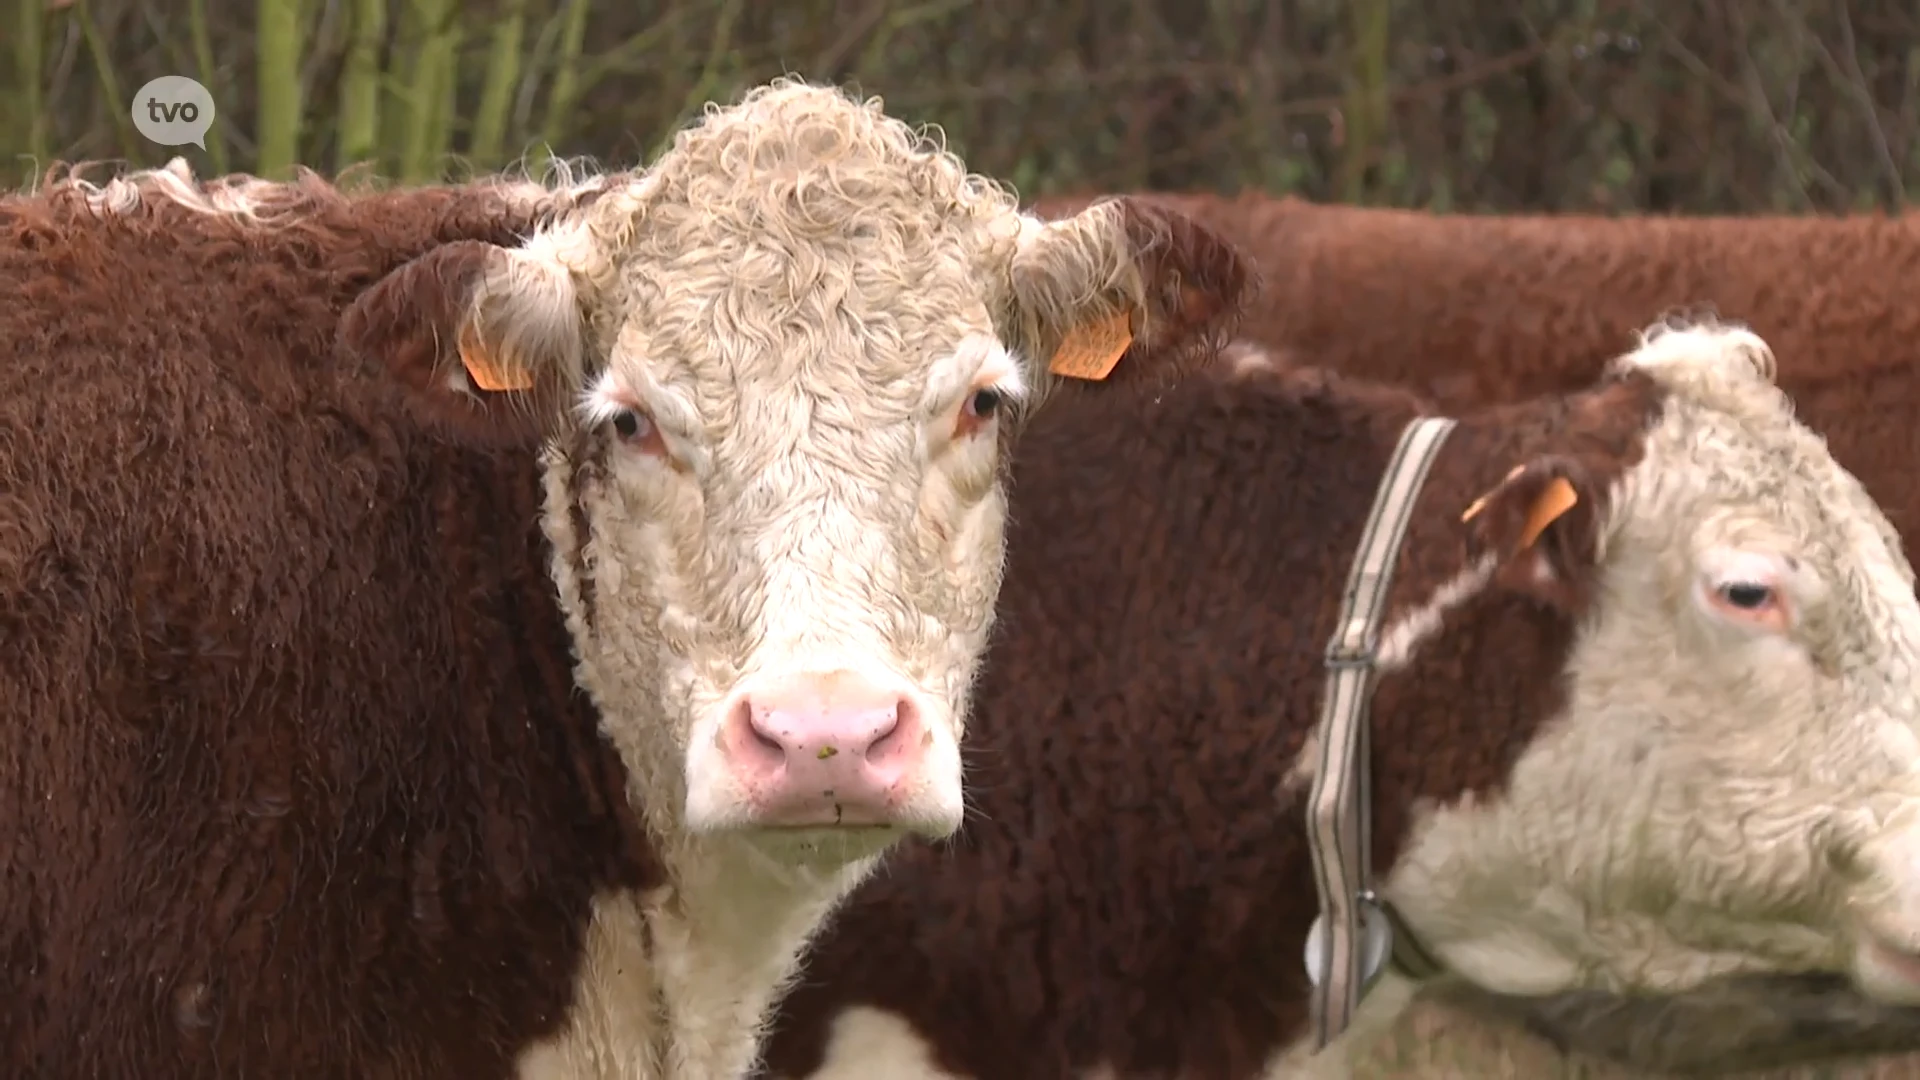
[965,388,1003,420]
[609,408,667,457]
[1719,582,1774,610]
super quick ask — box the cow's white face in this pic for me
[342,80,1251,874]
[1387,323,1920,1005]
[554,302,1027,867]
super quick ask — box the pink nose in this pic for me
[719,671,926,827]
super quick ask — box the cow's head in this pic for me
[337,79,1251,871]
[1374,319,1920,1007]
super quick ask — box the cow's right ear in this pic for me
[338,239,589,447]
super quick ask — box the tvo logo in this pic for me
[131,76,217,150]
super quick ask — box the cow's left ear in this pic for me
[1007,196,1256,394]
[1461,455,1607,614]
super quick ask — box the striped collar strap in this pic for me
[1304,415,1456,1051]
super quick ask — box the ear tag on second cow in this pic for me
[1516,476,1578,550]
[1460,467,1575,549]
[1047,309,1135,381]
[459,335,534,392]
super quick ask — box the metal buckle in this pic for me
[1303,892,1395,996]
[1323,623,1378,670]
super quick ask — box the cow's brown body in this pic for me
[0,176,655,1077]
[1031,191,1920,547]
[756,351,1685,1079]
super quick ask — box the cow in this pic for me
[1026,189,1920,1075]
[0,81,1252,1079]
[754,318,1920,1080]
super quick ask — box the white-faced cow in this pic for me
[756,320,1920,1080]
[0,81,1250,1078]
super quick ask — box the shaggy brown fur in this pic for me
[0,169,1253,1078]
[756,348,1665,1078]
[0,171,654,1078]
[1025,190,1920,1074]
[1031,190,1920,551]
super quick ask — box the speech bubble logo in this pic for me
[131,75,216,151]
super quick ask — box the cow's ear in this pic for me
[338,239,588,447]
[1461,455,1608,615]
[1007,196,1256,395]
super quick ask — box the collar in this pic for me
[1303,415,1456,1051]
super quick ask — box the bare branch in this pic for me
[1783,0,1904,207]
[74,0,137,161]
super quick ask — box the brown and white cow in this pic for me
[756,319,1920,1080]
[1029,190,1920,1074]
[0,82,1250,1078]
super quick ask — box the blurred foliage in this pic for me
[3,0,1919,212]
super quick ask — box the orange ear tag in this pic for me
[459,336,534,392]
[1047,309,1135,381]
[1515,476,1578,549]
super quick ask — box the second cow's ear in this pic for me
[1461,455,1607,615]
[338,239,588,447]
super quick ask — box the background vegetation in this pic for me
[8,0,1920,1075]
[5,0,1920,213]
